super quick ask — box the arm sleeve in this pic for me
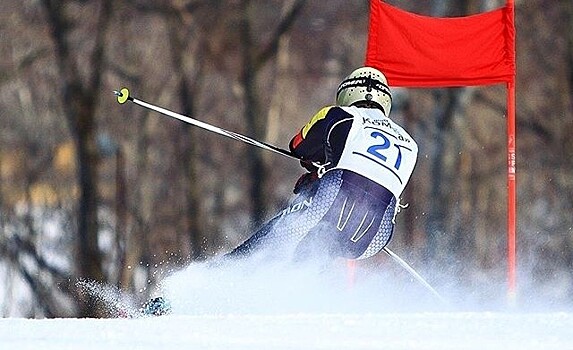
[289,107,332,166]
[289,106,352,170]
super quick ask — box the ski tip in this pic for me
[114,87,130,104]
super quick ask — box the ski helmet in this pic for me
[336,67,392,116]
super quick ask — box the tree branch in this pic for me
[87,0,113,96]
[254,0,306,70]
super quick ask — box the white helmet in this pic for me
[336,67,392,116]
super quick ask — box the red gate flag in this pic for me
[365,0,515,87]
[364,0,517,302]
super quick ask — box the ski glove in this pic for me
[293,172,318,194]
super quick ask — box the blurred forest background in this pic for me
[0,0,571,318]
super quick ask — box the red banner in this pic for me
[365,1,515,87]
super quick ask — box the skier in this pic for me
[141,66,419,316]
[226,66,418,262]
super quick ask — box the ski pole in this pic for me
[113,88,300,161]
[382,246,448,305]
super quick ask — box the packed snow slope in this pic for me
[2,312,572,350]
[2,257,572,349]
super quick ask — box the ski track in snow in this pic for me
[2,260,572,349]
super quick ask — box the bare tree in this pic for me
[164,1,209,260]
[236,0,307,226]
[41,0,113,317]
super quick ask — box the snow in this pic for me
[2,258,573,350]
[2,312,572,349]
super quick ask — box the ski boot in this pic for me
[140,296,172,316]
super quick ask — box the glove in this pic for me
[300,159,318,172]
[293,172,319,194]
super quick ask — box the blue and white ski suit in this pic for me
[228,106,418,261]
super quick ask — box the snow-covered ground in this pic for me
[2,258,572,350]
[2,312,572,350]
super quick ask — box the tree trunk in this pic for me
[424,89,460,259]
[239,0,267,227]
[166,7,206,260]
[42,0,112,317]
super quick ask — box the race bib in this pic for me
[333,107,418,199]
